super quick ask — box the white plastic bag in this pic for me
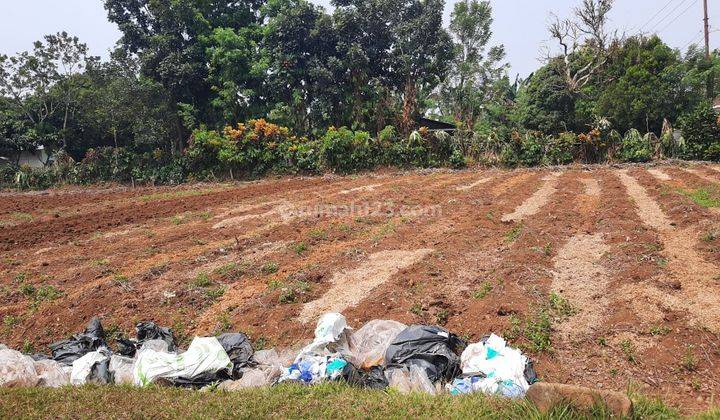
[299,313,352,358]
[109,355,135,385]
[71,349,111,386]
[133,337,232,386]
[0,349,39,387]
[348,320,406,369]
[456,334,530,397]
[34,359,70,387]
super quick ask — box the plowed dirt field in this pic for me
[2,164,719,412]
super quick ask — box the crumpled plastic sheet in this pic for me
[447,334,532,398]
[34,359,71,387]
[298,313,352,359]
[217,333,254,378]
[348,320,406,369]
[118,322,177,358]
[133,337,232,387]
[0,348,40,387]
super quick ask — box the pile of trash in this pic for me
[0,313,537,397]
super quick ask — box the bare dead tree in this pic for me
[546,0,614,93]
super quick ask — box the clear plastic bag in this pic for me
[348,320,406,369]
[34,359,70,387]
[109,355,135,385]
[0,349,39,387]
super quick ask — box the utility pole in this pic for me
[704,0,710,59]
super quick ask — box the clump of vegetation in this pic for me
[619,339,637,364]
[290,242,308,255]
[681,187,720,208]
[261,262,279,275]
[504,224,524,243]
[681,345,698,372]
[435,309,449,326]
[472,281,493,300]
[278,280,311,304]
[192,273,213,288]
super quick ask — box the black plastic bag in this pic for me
[49,317,107,365]
[116,338,138,358]
[136,321,176,352]
[384,325,464,383]
[217,333,254,379]
[164,370,232,389]
[340,364,389,390]
[118,322,177,357]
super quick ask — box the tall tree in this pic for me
[392,0,454,133]
[0,32,94,155]
[440,0,507,129]
[547,0,613,93]
[104,0,265,152]
[262,0,344,134]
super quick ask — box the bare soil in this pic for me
[1,164,719,413]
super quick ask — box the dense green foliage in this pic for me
[1,0,720,190]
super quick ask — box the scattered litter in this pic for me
[133,337,232,387]
[280,355,348,384]
[339,363,389,390]
[119,322,176,357]
[49,317,107,365]
[298,313,352,358]
[0,313,540,399]
[385,325,464,383]
[386,365,440,395]
[447,334,536,398]
[348,319,406,369]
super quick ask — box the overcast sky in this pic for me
[0,0,716,77]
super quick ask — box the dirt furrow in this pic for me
[501,172,562,222]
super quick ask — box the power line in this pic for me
[681,30,704,50]
[648,0,695,33]
[633,0,679,33]
[655,0,700,35]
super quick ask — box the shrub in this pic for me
[618,129,652,162]
[187,119,306,177]
[678,103,720,161]
[319,127,376,173]
[519,132,546,167]
[546,132,577,165]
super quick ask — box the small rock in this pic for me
[526,383,633,417]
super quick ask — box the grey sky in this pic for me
[1,0,716,77]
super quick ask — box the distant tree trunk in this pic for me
[400,78,418,135]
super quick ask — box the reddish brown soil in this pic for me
[1,165,719,413]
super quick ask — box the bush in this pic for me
[678,103,720,161]
[187,119,310,177]
[618,129,653,162]
[519,132,546,167]
[319,127,376,173]
[546,132,576,165]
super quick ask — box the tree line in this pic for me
[1,0,719,188]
